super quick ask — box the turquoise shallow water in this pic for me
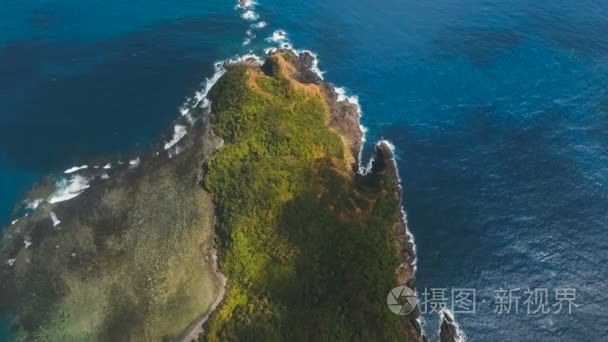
[2,0,608,340]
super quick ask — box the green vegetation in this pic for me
[203,53,410,341]
[0,127,222,341]
[0,52,412,342]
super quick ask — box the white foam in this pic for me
[24,238,32,249]
[241,10,259,21]
[168,145,183,158]
[48,175,91,204]
[252,21,268,29]
[267,30,287,43]
[64,165,89,174]
[11,219,19,225]
[129,157,141,169]
[103,163,112,170]
[289,48,325,80]
[243,37,252,46]
[7,259,15,267]
[101,173,110,180]
[246,29,254,37]
[164,124,188,150]
[334,87,360,106]
[192,62,228,109]
[50,211,61,227]
[232,53,263,64]
[26,199,43,210]
[235,0,255,9]
[176,54,262,140]
[179,106,189,116]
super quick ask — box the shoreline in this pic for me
[0,47,429,342]
[193,49,425,340]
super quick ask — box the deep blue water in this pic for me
[2,0,607,340]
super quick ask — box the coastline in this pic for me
[0,100,227,340]
[0,46,447,342]
[195,49,426,340]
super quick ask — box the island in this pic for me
[0,50,422,341]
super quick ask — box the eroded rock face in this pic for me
[367,143,423,342]
[326,85,363,169]
[440,310,463,342]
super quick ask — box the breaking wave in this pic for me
[241,10,259,21]
[48,175,91,204]
[64,165,88,174]
[439,309,466,342]
[252,21,268,29]
[50,211,61,227]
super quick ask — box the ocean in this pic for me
[1,0,607,340]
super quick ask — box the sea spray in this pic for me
[64,165,88,174]
[241,10,259,21]
[48,175,91,204]
[164,124,188,151]
[50,211,61,227]
[438,309,466,342]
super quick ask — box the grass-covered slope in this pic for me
[0,123,223,341]
[203,52,412,341]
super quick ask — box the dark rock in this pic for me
[281,49,323,84]
[325,84,363,169]
[364,142,422,341]
[439,310,463,342]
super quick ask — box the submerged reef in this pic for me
[0,117,224,340]
[0,50,421,341]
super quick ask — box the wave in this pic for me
[129,157,141,169]
[50,211,61,227]
[64,165,89,174]
[191,61,227,111]
[334,87,360,106]
[439,309,466,342]
[267,29,288,43]
[241,10,259,21]
[48,175,91,204]
[164,124,188,151]
[252,21,268,29]
[24,237,32,249]
[25,199,43,210]
[235,0,256,10]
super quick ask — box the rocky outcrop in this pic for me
[261,50,363,169]
[439,310,463,342]
[325,84,363,169]
[285,50,323,85]
[367,142,424,342]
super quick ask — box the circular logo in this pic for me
[387,286,417,315]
